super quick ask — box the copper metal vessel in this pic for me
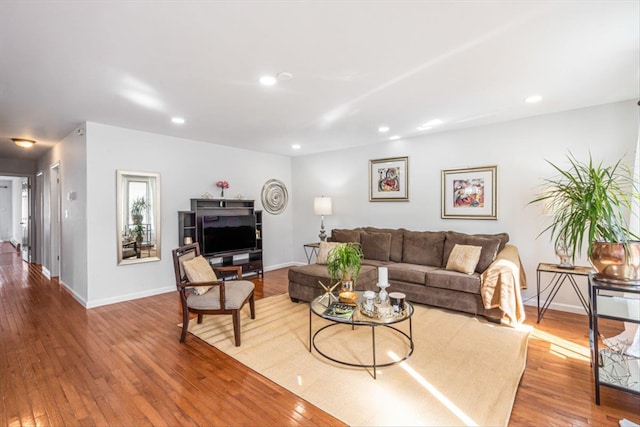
[590,241,640,282]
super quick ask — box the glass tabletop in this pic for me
[310,290,414,325]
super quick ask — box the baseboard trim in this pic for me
[523,299,589,316]
[42,267,51,279]
[59,279,89,307]
[86,286,175,309]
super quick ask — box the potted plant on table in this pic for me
[326,242,364,293]
[130,197,148,224]
[530,152,640,282]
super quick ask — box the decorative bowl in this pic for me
[338,291,358,305]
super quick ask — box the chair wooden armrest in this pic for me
[177,279,226,290]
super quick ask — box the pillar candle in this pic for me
[378,267,388,286]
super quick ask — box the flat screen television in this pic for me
[201,215,257,255]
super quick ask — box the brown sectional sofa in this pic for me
[288,227,526,324]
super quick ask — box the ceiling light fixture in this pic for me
[171,117,185,124]
[389,135,401,141]
[292,144,301,150]
[525,95,543,103]
[277,72,294,81]
[422,119,443,127]
[378,126,390,133]
[259,75,277,86]
[416,126,432,131]
[12,138,36,148]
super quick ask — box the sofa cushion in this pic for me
[316,241,343,264]
[360,232,391,262]
[288,263,377,290]
[443,231,501,273]
[474,233,510,252]
[445,244,482,274]
[364,227,405,262]
[402,230,446,266]
[330,228,362,244]
[388,263,438,285]
[425,269,482,294]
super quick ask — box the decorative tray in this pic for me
[359,302,405,319]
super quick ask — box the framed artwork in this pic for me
[369,157,409,201]
[441,165,497,219]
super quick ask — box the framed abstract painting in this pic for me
[369,156,409,201]
[441,165,497,219]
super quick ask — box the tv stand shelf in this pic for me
[178,199,263,278]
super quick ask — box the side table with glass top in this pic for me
[308,290,414,379]
[536,262,594,323]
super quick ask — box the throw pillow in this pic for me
[445,244,482,275]
[360,232,392,262]
[183,255,218,295]
[443,231,501,273]
[317,241,343,265]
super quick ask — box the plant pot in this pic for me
[590,241,640,283]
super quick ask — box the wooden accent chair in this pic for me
[172,243,255,346]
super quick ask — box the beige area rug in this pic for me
[185,294,531,426]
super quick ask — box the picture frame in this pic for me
[369,157,409,201]
[441,165,497,219]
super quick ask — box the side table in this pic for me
[536,262,594,323]
[589,274,640,404]
[303,242,320,264]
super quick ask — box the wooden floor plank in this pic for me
[0,243,638,426]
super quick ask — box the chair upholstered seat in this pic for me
[187,280,255,310]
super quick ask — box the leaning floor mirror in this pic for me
[116,170,161,265]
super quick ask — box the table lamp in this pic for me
[313,196,332,241]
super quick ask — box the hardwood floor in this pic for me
[1,242,638,426]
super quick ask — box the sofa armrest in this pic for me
[487,244,527,290]
[480,244,527,326]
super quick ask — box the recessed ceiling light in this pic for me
[292,144,301,150]
[389,135,401,141]
[416,126,432,131]
[12,138,36,148]
[259,75,277,86]
[525,95,542,103]
[277,72,294,81]
[378,126,390,133]
[171,117,185,124]
[422,119,443,127]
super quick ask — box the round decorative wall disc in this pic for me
[261,179,288,215]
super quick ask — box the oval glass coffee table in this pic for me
[309,290,414,379]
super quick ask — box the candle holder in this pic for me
[377,282,390,304]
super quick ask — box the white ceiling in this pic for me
[0,1,638,162]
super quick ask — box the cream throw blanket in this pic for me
[481,244,527,327]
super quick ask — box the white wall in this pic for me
[291,99,638,314]
[37,126,88,302]
[85,122,293,307]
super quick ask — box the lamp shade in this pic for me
[313,196,332,216]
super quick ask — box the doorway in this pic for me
[21,177,31,262]
[50,164,61,278]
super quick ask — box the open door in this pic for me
[20,177,31,262]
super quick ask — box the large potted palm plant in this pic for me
[530,152,640,282]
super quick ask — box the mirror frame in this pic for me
[116,170,161,265]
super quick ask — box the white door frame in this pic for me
[50,163,61,278]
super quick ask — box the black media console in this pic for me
[178,199,263,278]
